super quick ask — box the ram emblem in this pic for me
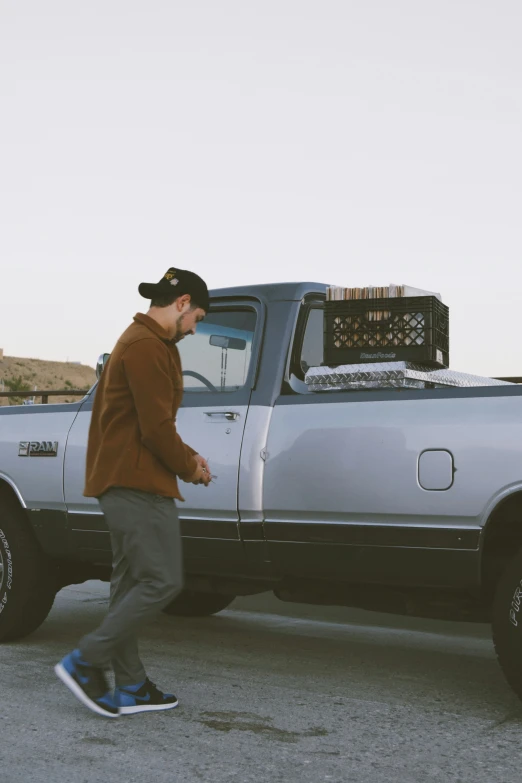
[19,441,59,457]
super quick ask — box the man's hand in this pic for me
[194,454,210,474]
[193,454,212,486]
[187,460,212,487]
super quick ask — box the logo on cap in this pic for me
[164,269,179,286]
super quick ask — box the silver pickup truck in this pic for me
[2,282,522,701]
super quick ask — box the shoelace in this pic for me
[144,678,163,698]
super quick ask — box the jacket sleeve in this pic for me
[122,338,199,480]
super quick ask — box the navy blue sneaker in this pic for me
[54,649,119,718]
[114,678,178,714]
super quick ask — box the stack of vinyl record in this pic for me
[326,284,442,302]
[323,284,449,368]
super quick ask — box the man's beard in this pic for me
[172,318,190,344]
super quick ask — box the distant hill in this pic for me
[0,356,96,406]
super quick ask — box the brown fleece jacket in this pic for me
[84,313,198,500]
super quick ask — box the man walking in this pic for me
[55,267,211,718]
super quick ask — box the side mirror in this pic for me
[96,353,111,380]
[209,335,246,351]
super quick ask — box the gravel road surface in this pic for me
[1,581,521,783]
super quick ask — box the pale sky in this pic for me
[1,0,521,376]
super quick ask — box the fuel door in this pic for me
[418,449,455,491]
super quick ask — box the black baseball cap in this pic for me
[138,267,210,312]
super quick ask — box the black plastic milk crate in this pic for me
[323,296,449,367]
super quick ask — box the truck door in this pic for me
[175,301,261,572]
[64,301,262,572]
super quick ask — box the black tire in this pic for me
[162,590,235,617]
[0,495,57,642]
[492,547,522,701]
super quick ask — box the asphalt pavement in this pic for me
[1,581,521,783]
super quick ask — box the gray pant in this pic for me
[79,488,183,686]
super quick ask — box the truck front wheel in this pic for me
[492,548,522,701]
[0,497,57,642]
[162,590,235,617]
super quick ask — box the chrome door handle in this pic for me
[204,411,240,421]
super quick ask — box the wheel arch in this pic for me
[0,474,27,509]
[480,487,522,597]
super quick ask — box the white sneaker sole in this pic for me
[119,700,179,715]
[54,663,119,719]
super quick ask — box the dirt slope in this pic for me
[0,356,96,406]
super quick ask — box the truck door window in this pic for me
[177,309,257,393]
[298,306,324,377]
